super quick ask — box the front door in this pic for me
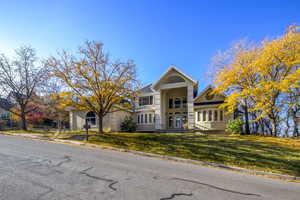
[168,114,187,129]
[175,116,182,128]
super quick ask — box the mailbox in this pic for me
[83,124,91,130]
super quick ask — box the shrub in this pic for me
[120,116,136,132]
[226,118,244,134]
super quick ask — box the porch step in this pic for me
[158,129,192,133]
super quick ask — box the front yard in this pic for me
[2,130,300,177]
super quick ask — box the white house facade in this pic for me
[69,66,233,133]
[134,66,232,132]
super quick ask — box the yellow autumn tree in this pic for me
[46,41,140,134]
[213,40,261,134]
[213,25,300,136]
[250,25,300,136]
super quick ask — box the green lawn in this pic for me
[3,130,300,177]
[74,132,300,177]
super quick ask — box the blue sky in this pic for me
[0,0,299,89]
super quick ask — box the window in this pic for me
[86,111,96,126]
[169,116,173,128]
[149,114,152,123]
[182,97,187,108]
[153,115,156,123]
[197,112,201,121]
[145,114,148,123]
[141,114,144,123]
[174,98,181,108]
[139,96,153,106]
[203,111,206,121]
[169,98,173,108]
[137,115,140,124]
[220,110,223,121]
[0,113,10,119]
[208,110,212,121]
[214,110,218,121]
[182,116,187,124]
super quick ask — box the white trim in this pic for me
[194,85,225,102]
[194,85,213,101]
[152,66,198,89]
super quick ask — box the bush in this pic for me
[120,116,136,132]
[226,118,244,134]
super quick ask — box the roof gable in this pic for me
[194,85,225,103]
[138,84,154,94]
[152,66,198,90]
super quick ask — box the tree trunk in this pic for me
[271,118,277,137]
[285,110,291,137]
[98,114,103,135]
[292,110,299,137]
[242,100,250,135]
[20,111,27,131]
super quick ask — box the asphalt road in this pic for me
[0,136,299,200]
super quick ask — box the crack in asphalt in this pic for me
[28,180,54,200]
[55,156,72,167]
[160,193,193,200]
[79,167,118,192]
[108,181,118,191]
[172,177,261,197]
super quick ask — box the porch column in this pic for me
[187,85,195,129]
[69,111,76,130]
[154,90,162,130]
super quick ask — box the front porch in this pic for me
[154,85,195,131]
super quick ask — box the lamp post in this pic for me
[84,119,91,141]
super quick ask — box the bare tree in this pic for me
[0,46,48,131]
[46,41,140,134]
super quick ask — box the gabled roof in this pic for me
[194,85,220,101]
[138,84,154,94]
[152,65,198,89]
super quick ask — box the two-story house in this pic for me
[69,66,232,132]
[134,66,232,132]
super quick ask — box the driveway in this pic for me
[0,135,298,200]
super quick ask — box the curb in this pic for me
[1,132,300,182]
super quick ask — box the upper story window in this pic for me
[139,96,153,106]
[174,98,181,108]
[169,98,173,109]
[182,97,187,108]
[168,97,187,109]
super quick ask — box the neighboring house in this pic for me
[0,107,11,121]
[69,66,233,132]
[0,98,14,128]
